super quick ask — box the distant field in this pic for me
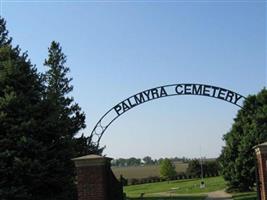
[112,162,188,179]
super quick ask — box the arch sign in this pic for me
[91,83,246,145]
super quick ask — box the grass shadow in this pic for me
[127,196,205,200]
[232,192,257,200]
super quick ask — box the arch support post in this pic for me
[255,142,267,200]
[72,154,123,200]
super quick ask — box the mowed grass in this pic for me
[124,176,226,197]
[127,195,206,200]
[112,162,188,179]
[232,192,257,200]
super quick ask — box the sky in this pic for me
[1,0,266,159]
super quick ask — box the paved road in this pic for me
[205,190,233,200]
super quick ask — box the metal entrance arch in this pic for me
[90,83,246,146]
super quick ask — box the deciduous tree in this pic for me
[219,88,267,191]
[159,158,176,181]
[187,159,201,177]
[143,156,154,165]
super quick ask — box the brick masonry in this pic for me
[72,155,123,200]
[255,142,267,200]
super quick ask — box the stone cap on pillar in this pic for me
[254,142,267,155]
[72,154,113,167]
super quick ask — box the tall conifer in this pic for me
[43,41,103,199]
[0,17,44,199]
[0,18,103,199]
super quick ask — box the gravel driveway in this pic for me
[205,190,232,200]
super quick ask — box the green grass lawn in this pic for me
[127,196,206,200]
[124,176,225,198]
[232,192,257,200]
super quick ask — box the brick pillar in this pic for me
[72,155,112,200]
[255,142,267,200]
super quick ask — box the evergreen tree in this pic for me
[0,17,45,199]
[72,134,103,157]
[219,88,267,191]
[0,18,11,46]
[0,18,103,200]
[43,41,103,199]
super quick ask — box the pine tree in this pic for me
[44,41,86,140]
[0,18,11,46]
[0,17,103,199]
[43,41,103,199]
[219,88,267,191]
[72,134,103,157]
[0,17,45,199]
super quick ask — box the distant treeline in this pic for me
[111,156,215,167]
[125,172,220,186]
[119,159,220,186]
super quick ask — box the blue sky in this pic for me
[1,0,266,159]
